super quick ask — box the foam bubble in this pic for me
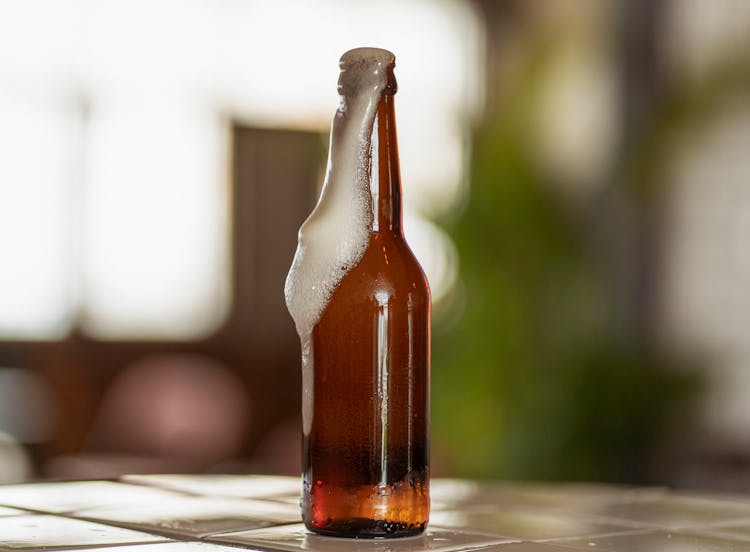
[284,48,395,434]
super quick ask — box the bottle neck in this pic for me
[370,93,403,234]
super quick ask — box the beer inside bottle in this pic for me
[285,47,430,538]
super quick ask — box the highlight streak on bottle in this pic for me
[284,49,395,436]
[375,290,390,487]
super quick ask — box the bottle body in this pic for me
[302,231,430,537]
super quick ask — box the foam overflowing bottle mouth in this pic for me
[285,47,398,435]
[338,47,397,96]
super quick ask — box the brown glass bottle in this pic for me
[298,54,430,538]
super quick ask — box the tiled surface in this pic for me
[429,508,629,540]
[550,529,750,551]
[429,480,666,512]
[121,474,300,499]
[0,480,184,513]
[50,544,257,552]
[566,494,750,529]
[682,521,750,542]
[2,477,750,550]
[471,544,606,551]
[0,506,24,517]
[75,495,300,538]
[210,523,515,551]
[0,514,167,549]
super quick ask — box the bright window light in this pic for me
[0,0,481,340]
[81,96,229,339]
[0,91,73,339]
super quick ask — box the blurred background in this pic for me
[0,0,749,491]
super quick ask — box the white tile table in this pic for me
[0,476,749,551]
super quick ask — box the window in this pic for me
[0,0,481,340]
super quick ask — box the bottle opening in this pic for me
[338,47,397,96]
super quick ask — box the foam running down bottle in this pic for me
[284,47,430,538]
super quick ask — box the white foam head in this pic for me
[284,48,395,433]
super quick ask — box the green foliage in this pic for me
[431,70,704,483]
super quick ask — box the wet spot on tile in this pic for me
[207,522,516,551]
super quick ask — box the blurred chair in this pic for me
[46,354,249,478]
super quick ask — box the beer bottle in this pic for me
[285,47,430,538]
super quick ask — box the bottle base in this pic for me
[305,518,427,539]
[301,478,430,538]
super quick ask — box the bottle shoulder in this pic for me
[330,232,430,306]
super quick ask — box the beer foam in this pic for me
[285,48,395,433]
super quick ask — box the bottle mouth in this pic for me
[337,47,397,96]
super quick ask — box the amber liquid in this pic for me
[301,94,430,538]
